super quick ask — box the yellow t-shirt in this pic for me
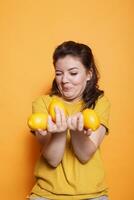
[30,94,110,200]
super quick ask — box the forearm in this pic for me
[70,131,96,163]
[42,132,67,167]
[35,131,52,145]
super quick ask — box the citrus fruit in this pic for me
[27,112,48,131]
[82,109,100,131]
[48,99,66,122]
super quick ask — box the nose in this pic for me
[62,74,69,83]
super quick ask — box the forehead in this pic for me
[55,55,85,70]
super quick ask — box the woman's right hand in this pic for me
[36,107,67,166]
[47,106,68,134]
[35,129,48,136]
[35,106,67,136]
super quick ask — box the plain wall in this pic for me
[0,0,134,199]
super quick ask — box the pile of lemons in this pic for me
[27,99,100,131]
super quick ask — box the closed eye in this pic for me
[56,73,62,76]
[70,72,78,76]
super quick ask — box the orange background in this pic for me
[0,0,134,199]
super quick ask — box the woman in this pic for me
[29,41,110,200]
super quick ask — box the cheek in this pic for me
[72,75,87,85]
[55,77,61,84]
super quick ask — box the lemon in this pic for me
[27,112,48,131]
[82,109,100,131]
[48,98,67,122]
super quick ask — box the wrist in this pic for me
[70,130,90,140]
[70,130,83,135]
[51,130,67,137]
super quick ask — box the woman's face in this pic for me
[55,55,91,101]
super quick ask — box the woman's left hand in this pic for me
[67,112,92,136]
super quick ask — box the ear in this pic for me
[86,70,92,81]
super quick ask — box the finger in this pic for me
[55,106,62,129]
[35,129,47,136]
[67,116,73,129]
[47,115,57,133]
[60,108,67,129]
[86,129,92,136]
[77,113,84,131]
[40,130,47,136]
[35,130,40,136]
[71,115,77,130]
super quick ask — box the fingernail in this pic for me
[48,115,51,120]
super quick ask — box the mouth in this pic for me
[62,86,72,91]
[63,88,70,92]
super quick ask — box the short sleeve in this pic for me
[94,95,111,134]
[30,95,51,135]
[32,95,52,114]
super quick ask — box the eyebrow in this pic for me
[68,67,78,71]
[56,67,78,72]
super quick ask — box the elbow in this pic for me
[42,153,61,168]
[79,155,92,164]
[78,154,91,164]
[47,160,61,168]
[79,157,89,164]
[78,148,97,164]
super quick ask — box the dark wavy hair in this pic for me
[50,41,104,109]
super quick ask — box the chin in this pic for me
[64,95,80,102]
[62,94,74,101]
[61,91,80,101]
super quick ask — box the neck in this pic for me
[62,96,82,103]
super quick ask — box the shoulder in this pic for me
[94,95,111,133]
[33,94,52,104]
[32,94,61,108]
[32,94,54,113]
[95,95,110,107]
[32,94,53,110]
[94,95,111,113]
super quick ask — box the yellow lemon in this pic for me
[82,109,100,131]
[48,99,67,122]
[27,112,48,131]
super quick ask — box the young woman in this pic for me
[29,41,110,200]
